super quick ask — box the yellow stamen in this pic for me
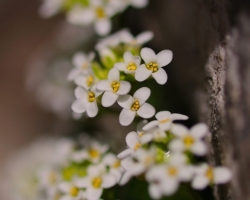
[146,62,158,72]
[205,166,214,181]
[111,81,120,93]
[113,160,121,168]
[70,186,79,197]
[86,75,94,87]
[131,100,140,111]
[127,62,137,71]
[138,132,144,137]
[95,7,106,19]
[88,148,100,158]
[88,91,95,102]
[159,118,170,124]
[82,62,88,69]
[92,177,102,188]
[134,143,141,150]
[168,167,178,176]
[183,135,195,148]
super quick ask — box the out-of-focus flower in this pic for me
[58,181,85,200]
[121,31,153,46]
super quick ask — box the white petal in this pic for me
[108,67,120,82]
[117,81,131,95]
[102,174,116,188]
[131,0,148,8]
[72,99,86,113]
[86,102,98,117]
[96,80,112,91]
[76,178,88,188]
[143,120,158,130]
[101,91,118,107]
[152,68,168,85]
[68,68,81,81]
[155,111,171,120]
[119,109,136,126]
[137,120,148,132]
[162,179,179,195]
[140,47,157,63]
[91,84,103,97]
[133,87,151,104]
[169,140,185,152]
[94,19,111,36]
[134,56,141,66]
[117,95,134,109]
[124,51,134,64]
[87,188,102,200]
[114,62,126,71]
[149,184,162,199]
[117,148,133,159]
[192,175,209,190]
[191,141,207,156]
[179,166,193,181]
[132,164,145,175]
[190,123,208,139]
[213,167,232,184]
[140,133,153,144]
[158,122,171,131]
[73,52,86,67]
[119,172,132,185]
[136,31,153,45]
[137,103,155,119]
[58,182,70,193]
[121,157,134,170]
[171,124,188,138]
[135,64,151,82]
[75,87,88,99]
[169,153,186,165]
[156,50,173,67]
[126,131,139,149]
[171,113,189,121]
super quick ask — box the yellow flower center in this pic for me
[205,166,214,181]
[111,81,120,93]
[138,132,144,137]
[95,7,106,19]
[88,148,100,158]
[86,75,94,87]
[92,177,102,188]
[144,156,153,166]
[70,186,79,197]
[168,167,178,176]
[49,172,57,184]
[113,160,121,168]
[88,92,95,102]
[134,143,141,150]
[146,62,158,72]
[183,135,195,148]
[82,62,88,69]
[131,100,140,111]
[159,118,170,124]
[127,62,137,71]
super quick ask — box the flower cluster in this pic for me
[39,0,148,36]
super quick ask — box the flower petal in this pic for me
[143,120,158,131]
[140,133,153,144]
[171,124,188,138]
[136,31,153,45]
[72,99,86,113]
[124,51,134,64]
[148,184,162,199]
[119,172,133,185]
[102,174,116,188]
[192,175,209,190]
[101,91,118,107]
[117,81,131,95]
[119,109,136,126]
[155,111,171,120]
[121,157,134,170]
[108,67,120,82]
[87,187,102,200]
[135,64,151,82]
[156,50,173,67]
[114,62,126,71]
[162,179,179,195]
[141,47,157,63]
[213,167,232,184]
[86,102,98,117]
[68,68,81,81]
[137,103,155,119]
[72,52,86,67]
[171,113,189,121]
[152,68,168,85]
[117,148,133,159]
[190,123,208,139]
[75,87,88,99]
[191,141,207,156]
[126,131,139,149]
[94,19,111,36]
[158,122,171,131]
[96,80,112,91]
[169,139,185,152]
[131,0,149,8]
[134,56,141,66]
[117,95,134,109]
[133,87,151,104]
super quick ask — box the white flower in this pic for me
[118,87,155,126]
[68,52,95,81]
[120,148,156,185]
[96,68,131,107]
[128,0,149,8]
[39,0,64,18]
[135,48,173,84]
[117,131,150,159]
[103,153,124,182]
[169,123,208,156]
[76,164,116,200]
[192,164,232,190]
[114,51,141,74]
[71,85,102,117]
[143,111,188,131]
[74,70,96,90]
[120,30,153,46]
[72,141,108,164]
[58,181,85,200]
[146,154,193,198]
